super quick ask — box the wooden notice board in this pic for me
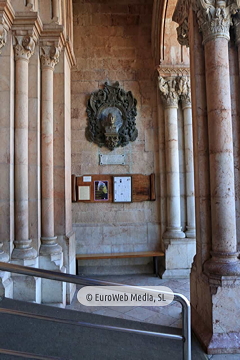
[72,173,155,203]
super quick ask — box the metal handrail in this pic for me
[0,261,191,360]
[0,348,63,360]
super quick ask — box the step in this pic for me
[0,297,207,360]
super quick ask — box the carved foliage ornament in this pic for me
[177,19,190,47]
[158,76,191,108]
[193,0,240,43]
[14,35,35,61]
[85,82,138,151]
[40,45,60,69]
[0,23,7,52]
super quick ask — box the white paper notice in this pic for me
[83,176,92,182]
[114,177,131,202]
[78,186,90,200]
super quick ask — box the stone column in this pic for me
[179,76,196,238]
[52,0,60,23]
[158,75,192,278]
[12,35,37,262]
[159,76,185,240]
[181,1,240,353]
[39,43,66,307]
[197,1,240,277]
[11,34,40,303]
[26,0,35,10]
[40,45,62,257]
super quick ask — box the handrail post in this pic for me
[174,294,191,360]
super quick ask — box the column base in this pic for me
[39,251,66,307]
[40,237,62,256]
[0,243,9,262]
[160,268,191,278]
[191,270,240,354]
[185,227,196,238]
[0,270,13,299]
[57,231,76,304]
[159,238,196,278]
[163,228,185,239]
[11,241,37,260]
[204,252,240,277]
[11,257,41,303]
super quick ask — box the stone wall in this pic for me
[71,0,161,273]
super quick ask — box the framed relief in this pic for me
[85,82,138,151]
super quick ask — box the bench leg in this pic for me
[153,257,159,277]
[76,258,79,276]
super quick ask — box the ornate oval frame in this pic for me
[85,82,138,151]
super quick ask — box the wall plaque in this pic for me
[85,82,138,151]
[99,154,125,165]
[78,186,90,200]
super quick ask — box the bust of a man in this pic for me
[106,113,117,133]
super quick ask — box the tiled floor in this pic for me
[67,274,239,359]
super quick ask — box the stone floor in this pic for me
[67,274,240,360]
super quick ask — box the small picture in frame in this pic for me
[94,181,109,201]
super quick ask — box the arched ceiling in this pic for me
[151,0,189,67]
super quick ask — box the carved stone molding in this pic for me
[178,76,191,108]
[158,76,179,108]
[176,18,189,47]
[40,45,60,69]
[13,35,35,61]
[158,66,190,77]
[192,0,240,44]
[85,82,138,151]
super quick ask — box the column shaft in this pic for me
[182,105,195,237]
[164,106,184,238]
[40,45,62,256]
[41,67,54,238]
[205,38,236,254]
[15,59,28,242]
[12,39,37,260]
[203,34,240,276]
[52,0,60,23]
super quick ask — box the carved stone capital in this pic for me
[0,1,15,54]
[158,76,179,108]
[177,18,189,47]
[40,45,60,70]
[193,0,240,44]
[14,35,35,61]
[178,76,192,108]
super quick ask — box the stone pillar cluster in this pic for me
[158,72,196,278]
[0,1,75,305]
[173,0,240,354]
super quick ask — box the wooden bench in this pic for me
[76,251,164,277]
